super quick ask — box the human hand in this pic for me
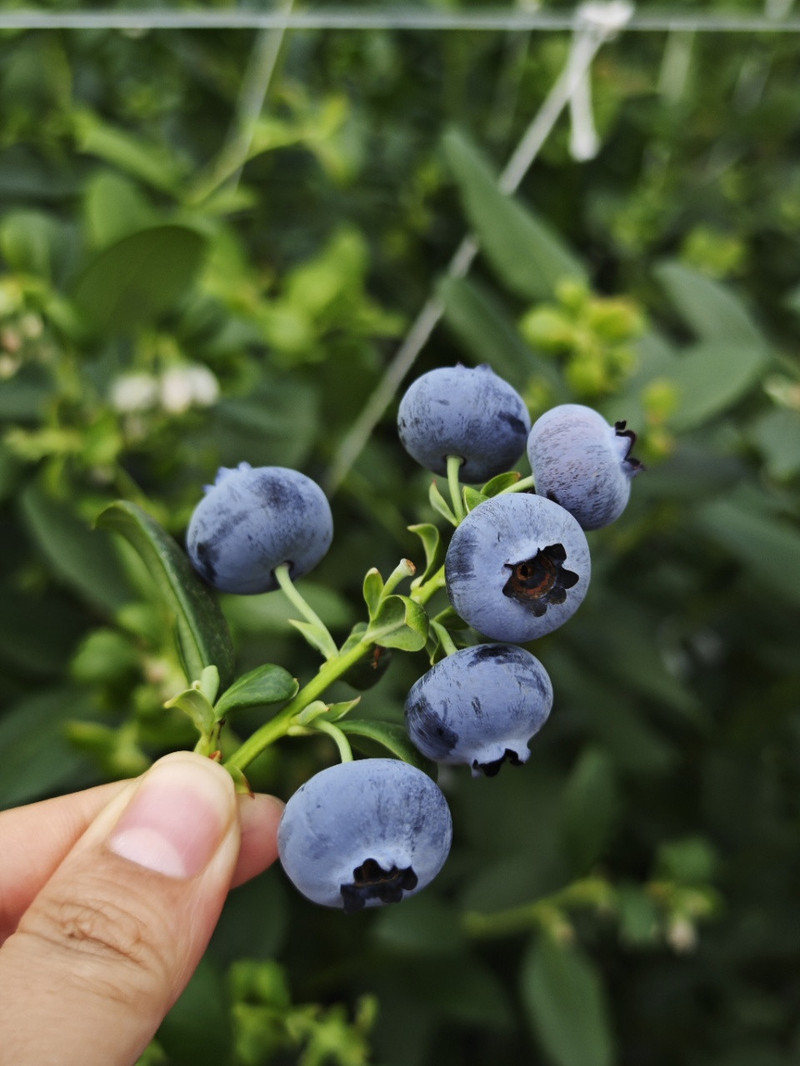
[0,751,283,1066]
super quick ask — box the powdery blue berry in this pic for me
[397,364,531,483]
[527,404,643,531]
[445,493,591,643]
[277,758,453,912]
[187,462,333,594]
[405,643,553,777]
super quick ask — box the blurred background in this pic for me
[2,1,800,1063]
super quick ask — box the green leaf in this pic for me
[521,934,614,1066]
[408,523,444,588]
[96,500,235,688]
[363,567,384,617]
[156,955,232,1066]
[667,341,769,431]
[214,663,298,718]
[339,719,437,777]
[164,687,216,735]
[0,687,97,807]
[84,170,158,248]
[365,594,429,651]
[654,260,768,348]
[462,486,488,513]
[287,617,339,660]
[749,407,800,479]
[75,110,188,194]
[694,488,800,606]
[429,479,457,526]
[72,224,206,335]
[560,747,620,874]
[438,274,546,390]
[481,471,525,497]
[20,482,133,615]
[443,126,587,300]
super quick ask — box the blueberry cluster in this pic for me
[183,362,640,914]
[398,364,641,779]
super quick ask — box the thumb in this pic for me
[0,752,245,1066]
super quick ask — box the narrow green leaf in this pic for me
[75,110,188,193]
[749,407,800,479]
[365,594,429,651]
[363,567,384,617]
[654,260,768,348]
[339,719,437,777]
[560,747,620,874]
[521,934,614,1066]
[96,500,235,687]
[408,523,444,587]
[20,482,133,615]
[481,471,524,496]
[73,224,206,335]
[0,687,97,807]
[287,617,339,660]
[667,341,769,430]
[694,488,800,606]
[429,479,457,526]
[214,663,298,718]
[164,687,216,735]
[443,126,587,300]
[462,486,488,512]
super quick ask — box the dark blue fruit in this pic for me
[527,404,642,530]
[397,364,531,483]
[187,462,333,594]
[277,758,453,911]
[405,643,553,776]
[445,492,591,642]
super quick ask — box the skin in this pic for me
[0,752,283,1066]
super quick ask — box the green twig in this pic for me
[447,454,466,522]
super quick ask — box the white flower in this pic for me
[160,365,219,414]
[110,372,160,413]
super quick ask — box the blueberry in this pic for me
[527,404,643,530]
[445,493,590,642]
[277,758,453,911]
[397,364,531,483]
[405,643,553,777]
[187,462,333,594]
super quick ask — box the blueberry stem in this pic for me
[273,562,339,660]
[409,563,446,606]
[223,632,374,773]
[313,720,354,763]
[381,558,417,598]
[500,474,535,494]
[447,454,466,522]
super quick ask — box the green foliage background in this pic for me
[2,4,800,1064]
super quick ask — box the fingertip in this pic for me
[232,793,284,888]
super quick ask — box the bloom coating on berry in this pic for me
[527,404,643,530]
[397,364,531,483]
[405,643,553,777]
[277,758,453,911]
[445,493,591,642]
[187,463,333,594]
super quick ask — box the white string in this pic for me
[324,1,633,493]
[3,7,800,31]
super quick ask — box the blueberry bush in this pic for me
[2,6,800,1065]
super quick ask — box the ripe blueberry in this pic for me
[187,462,333,594]
[405,643,553,777]
[397,364,531,483]
[445,493,590,642]
[277,758,453,911]
[527,404,643,530]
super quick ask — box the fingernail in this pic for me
[108,755,234,879]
